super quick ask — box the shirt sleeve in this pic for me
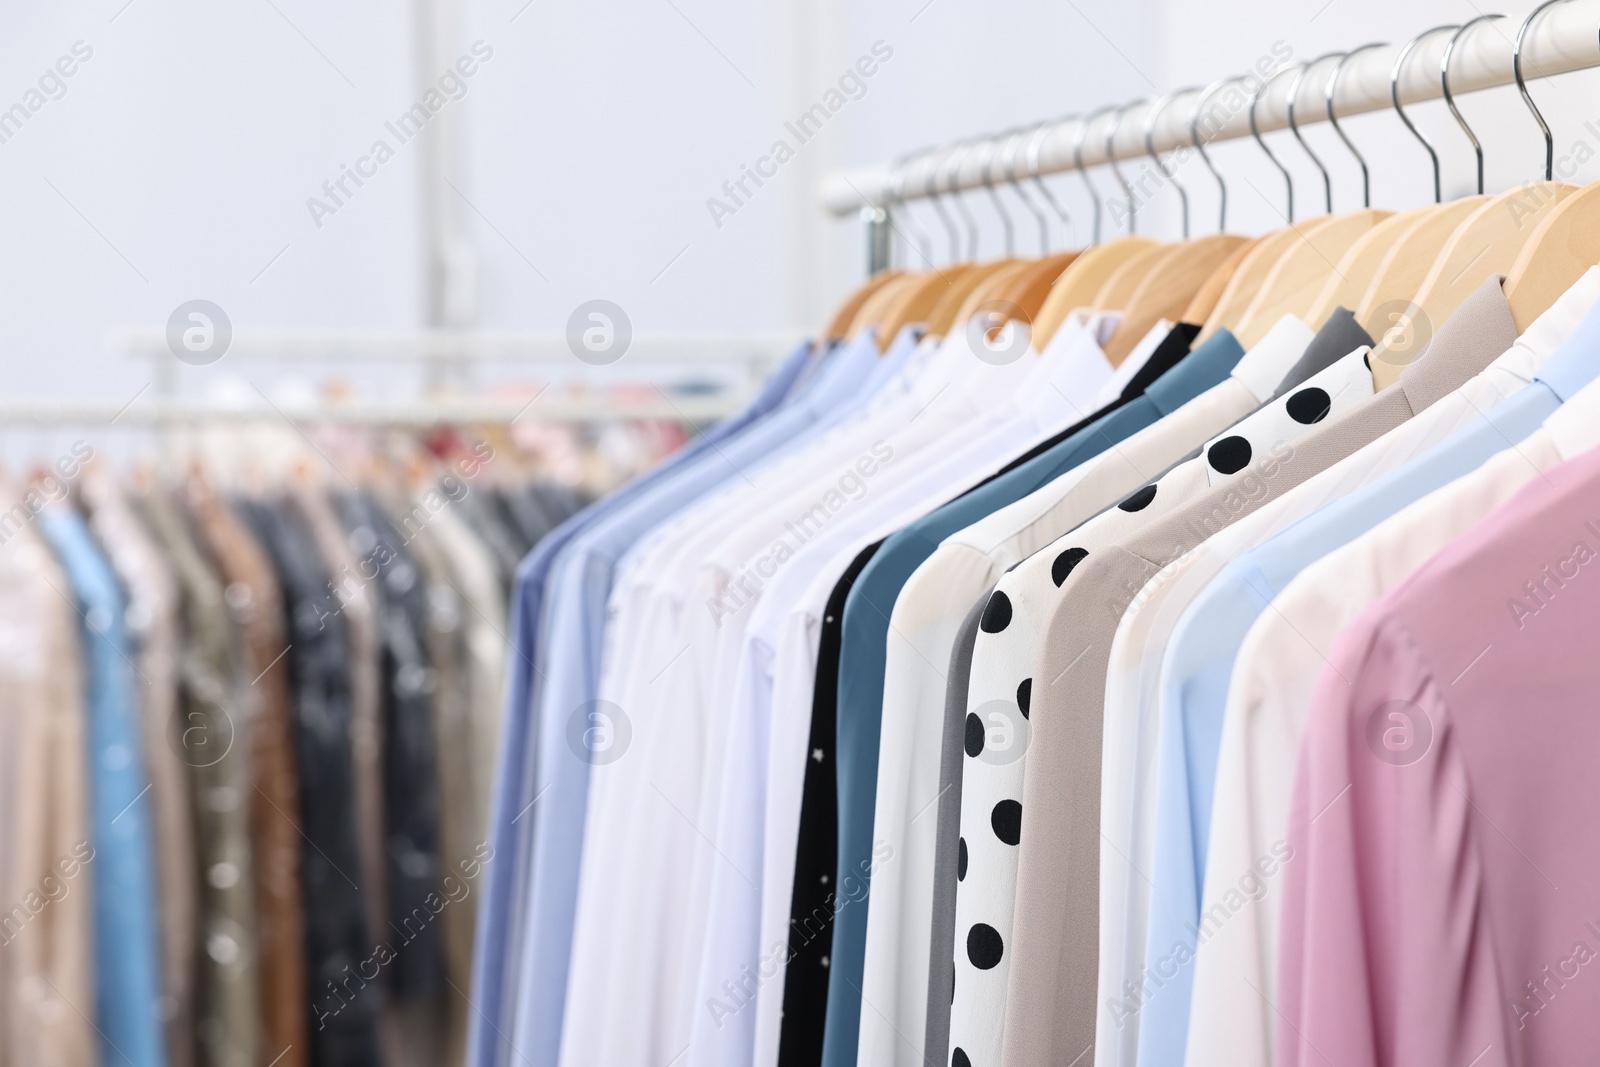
[1276,609,1510,1067]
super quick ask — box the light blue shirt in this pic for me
[37,507,166,1067]
[467,337,815,1067]
[1132,297,1600,1067]
[483,331,893,1067]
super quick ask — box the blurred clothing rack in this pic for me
[0,328,795,426]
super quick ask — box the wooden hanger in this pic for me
[1099,234,1248,362]
[820,270,903,341]
[847,272,924,341]
[993,251,1080,326]
[1231,209,1393,348]
[1091,241,1178,312]
[1367,182,1577,388]
[1198,221,1334,341]
[1505,180,1600,332]
[1031,236,1158,349]
[1182,236,1261,325]
[873,264,976,351]
[1353,196,1488,324]
[926,259,1021,338]
[1302,205,1433,328]
[951,259,1036,327]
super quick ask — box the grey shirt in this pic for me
[924,587,991,1064]
[1000,276,1518,1067]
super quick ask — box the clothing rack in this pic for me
[819,1,1600,255]
[0,328,794,426]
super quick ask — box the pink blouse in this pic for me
[1278,440,1600,1067]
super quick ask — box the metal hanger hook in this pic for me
[1190,76,1236,232]
[888,146,934,267]
[1393,25,1458,203]
[919,142,961,262]
[1327,42,1388,208]
[1026,118,1074,247]
[1443,15,1504,195]
[1106,99,1147,235]
[1073,104,1117,245]
[941,140,980,260]
[1249,63,1300,223]
[1514,0,1578,182]
[974,135,1015,256]
[1002,127,1051,254]
[1144,89,1195,238]
[1287,54,1342,214]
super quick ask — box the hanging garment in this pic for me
[859,307,1360,1067]
[0,504,94,1067]
[293,485,391,950]
[1002,275,1518,1067]
[467,339,814,1067]
[945,334,1380,1067]
[1125,268,1600,1067]
[240,496,383,1067]
[192,484,311,1067]
[503,334,872,1067]
[633,316,1128,1067]
[36,503,167,1067]
[829,321,1222,1067]
[1277,434,1600,1066]
[1183,283,1600,1067]
[82,472,198,1067]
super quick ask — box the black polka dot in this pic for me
[952,1049,971,1067]
[1016,678,1031,719]
[1285,386,1332,424]
[951,960,956,1003]
[964,713,984,758]
[991,799,1022,845]
[967,923,1004,969]
[1207,435,1253,475]
[958,837,968,881]
[1118,483,1158,512]
[1051,547,1088,586]
[980,590,1012,632]
[1363,350,1371,371]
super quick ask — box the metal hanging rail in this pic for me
[818,1,1600,215]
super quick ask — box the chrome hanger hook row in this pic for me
[1190,76,1237,232]
[1001,126,1052,254]
[918,141,962,262]
[1327,42,1388,208]
[941,139,981,260]
[1515,0,1588,182]
[1250,63,1302,223]
[1443,15,1505,195]
[1393,25,1459,203]
[889,146,935,267]
[1287,53,1343,215]
[1073,104,1118,245]
[1144,88,1196,238]
[1026,117,1074,247]
[974,135,1015,256]
[1106,99,1148,235]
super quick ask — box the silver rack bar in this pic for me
[818,2,1600,215]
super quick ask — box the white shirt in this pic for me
[684,314,1125,1067]
[852,316,1316,1067]
[948,337,1377,1067]
[1181,273,1600,1067]
[560,313,1118,1067]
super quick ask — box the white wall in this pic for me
[5,0,1600,408]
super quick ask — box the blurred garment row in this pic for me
[0,426,606,1067]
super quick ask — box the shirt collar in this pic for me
[1395,275,1517,413]
[1229,315,1316,402]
